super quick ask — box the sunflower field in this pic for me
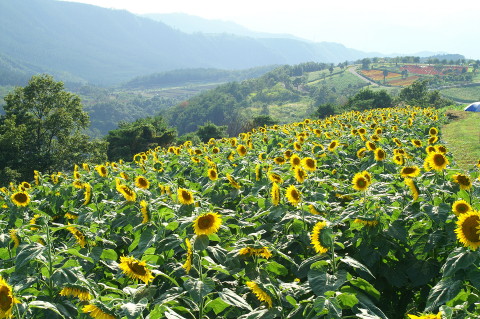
[1,106,480,319]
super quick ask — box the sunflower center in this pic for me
[290,190,300,201]
[357,178,367,188]
[462,216,480,242]
[14,193,28,203]
[129,262,147,276]
[181,191,192,201]
[124,187,133,196]
[198,215,214,229]
[0,286,13,311]
[305,159,314,168]
[456,204,469,214]
[403,167,415,174]
[433,154,445,166]
[456,176,470,186]
[139,179,148,187]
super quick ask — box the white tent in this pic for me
[464,102,480,112]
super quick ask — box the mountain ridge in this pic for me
[0,0,382,85]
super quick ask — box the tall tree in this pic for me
[0,74,106,183]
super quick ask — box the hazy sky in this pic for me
[62,0,480,59]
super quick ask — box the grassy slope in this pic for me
[439,86,480,103]
[442,109,480,170]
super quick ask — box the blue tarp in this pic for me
[464,102,480,112]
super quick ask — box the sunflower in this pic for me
[353,218,379,227]
[411,139,422,147]
[182,238,193,273]
[425,152,449,172]
[271,182,280,206]
[374,148,386,161]
[9,229,19,249]
[236,144,247,156]
[425,145,436,153]
[452,199,472,216]
[294,167,307,183]
[95,165,108,177]
[328,140,339,152]
[428,136,439,144]
[226,174,241,189]
[193,212,222,235]
[452,173,472,190]
[239,247,272,259]
[311,221,329,254]
[285,185,301,206]
[356,147,367,159]
[140,200,149,224]
[29,214,41,231]
[407,311,442,319]
[59,284,92,301]
[19,181,31,191]
[33,170,40,185]
[118,255,154,284]
[435,145,447,154]
[246,281,273,308]
[392,155,405,166]
[116,184,136,202]
[293,141,302,151]
[429,127,438,136]
[135,176,150,189]
[274,156,286,165]
[352,172,370,192]
[392,137,402,147]
[255,164,262,181]
[358,127,367,135]
[67,225,87,248]
[455,210,480,250]
[365,141,376,151]
[82,303,117,319]
[290,154,301,167]
[0,276,19,319]
[10,191,30,207]
[207,168,218,181]
[284,150,293,159]
[301,157,316,172]
[177,188,194,205]
[308,204,321,215]
[404,177,420,201]
[400,166,420,178]
[82,183,92,205]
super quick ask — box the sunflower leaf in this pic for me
[219,288,253,311]
[29,301,65,318]
[15,243,46,270]
[121,299,148,319]
[440,247,477,278]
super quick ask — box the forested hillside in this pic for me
[0,0,376,85]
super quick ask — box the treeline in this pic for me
[122,66,277,89]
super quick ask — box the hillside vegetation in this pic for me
[2,105,480,318]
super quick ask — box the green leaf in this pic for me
[205,297,229,315]
[194,235,209,251]
[337,292,359,309]
[65,248,94,263]
[100,249,118,261]
[441,247,477,277]
[29,301,65,318]
[340,256,374,278]
[425,278,462,312]
[121,299,148,319]
[15,243,46,270]
[265,261,288,276]
[219,288,253,311]
[286,295,297,307]
[350,278,380,301]
[308,268,347,296]
[132,227,157,258]
[183,278,215,303]
[165,308,187,319]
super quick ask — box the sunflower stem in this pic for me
[45,222,54,297]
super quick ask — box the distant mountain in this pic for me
[0,0,380,85]
[142,13,305,41]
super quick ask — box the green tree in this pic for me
[397,79,452,108]
[383,69,389,83]
[345,88,393,111]
[105,115,177,161]
[195,121,228,143]
[0,74,106,184]
[314,103,337,119]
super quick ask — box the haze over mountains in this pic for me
[0,0,458,86]
[0,0,407,86]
